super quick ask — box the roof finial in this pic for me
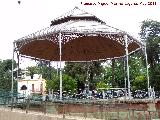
[18,0,21,5]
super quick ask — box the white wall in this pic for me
[17,74,46,96]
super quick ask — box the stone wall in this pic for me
[1,100,160,120]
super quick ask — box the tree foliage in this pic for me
[26,66,38,79]
[140,19,160,90]
[103,54,147,91]
[37,60,53,80]
[104,59,125,88]
[140,20,160,67]
[46,74,77,93]
[64,62,104,91]
[96,81,110,91]
[0,59,17,91]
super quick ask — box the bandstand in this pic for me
[12,7,149,101]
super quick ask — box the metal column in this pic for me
[144,44,150,96]
[124,34,131,99]
[59,32,62,101]
[57,62,59,76]
[124,59,127,98]
[85,62,90,95]
[17,52,20,78]
[11,42,15,110]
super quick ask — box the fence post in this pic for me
[63,103,65,119]
[26,98,30,113]
[117,110,120,119]
[44,101,46,114]
[132,110,135,120]
[100,104,103,119]
[84,103,87,118]
[105,109,109,120]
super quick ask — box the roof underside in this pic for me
[14,7,143,62]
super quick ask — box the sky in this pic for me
[0,0,160,67]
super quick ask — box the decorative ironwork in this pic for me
[14,7,143,61]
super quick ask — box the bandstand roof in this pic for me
[14,7,143,62]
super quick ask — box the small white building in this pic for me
[17,74,46,96]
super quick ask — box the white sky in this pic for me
[0,0,160,67]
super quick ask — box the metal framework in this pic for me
[12,7,148,101]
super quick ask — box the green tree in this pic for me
[88,61,104,90]
[139,19,160,90]
[64,62,104,91]
[36,60,53,80]
[46,74,77,93]
[140,20,160,68]
[132,75,146,91]
[96,81,110,92]
[0,59,17,91]
[46,74,58,92]
[64,62,87,91]
[104,59,125,88]
[26,66,38,79]
[104,54,147,90]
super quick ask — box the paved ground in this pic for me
[0,107,103,120]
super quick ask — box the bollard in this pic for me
[128,109,131,120]
[43,101,46,114]
[26,98,30,113]
[100,104,103,119]
[63,103,65,119]
[131,110,135,120]
[11,97,13,111]
[117,111,120,119]
[105,110,109,120]
[15,97,17,109]
[148,111,151,120]
[84,103,87,118]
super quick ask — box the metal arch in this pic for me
[59,32,127,47]
[14,31,143,61]
[14,24,143,51]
